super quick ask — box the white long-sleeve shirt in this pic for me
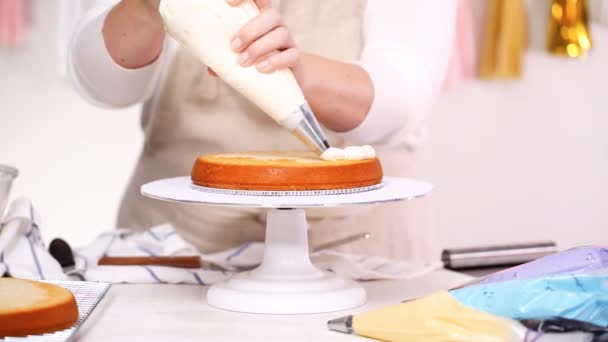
[68,0,456,146]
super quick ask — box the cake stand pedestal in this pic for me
[208,208,365,314]
[141,176,432,314]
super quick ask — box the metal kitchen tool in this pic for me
[142,176,432,314]
[291,103,331,155]
[4,281,111,342]
[202,232,373,273]
[312,232,371,253]
[0,164,18,219]
[442,241,558,270]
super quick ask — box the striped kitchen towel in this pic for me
[0,0,28,48]
[72,224,231,285]
[0,197,66,280]
[0,198,441,285]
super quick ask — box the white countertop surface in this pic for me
[74,270,472,341]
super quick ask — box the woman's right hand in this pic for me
[103,0,166,69]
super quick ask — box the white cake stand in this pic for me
[141,176,432,314]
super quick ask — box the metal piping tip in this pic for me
[327,316,354,334]
[291,103,330,155]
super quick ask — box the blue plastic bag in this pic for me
[451,273,608,327]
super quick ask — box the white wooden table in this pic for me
[75,270,472,341]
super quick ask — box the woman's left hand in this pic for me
[226,0,300,74]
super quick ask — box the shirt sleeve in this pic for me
[336,0,457,146]
[67,0,168,108]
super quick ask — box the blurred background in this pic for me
[1,0,607,250]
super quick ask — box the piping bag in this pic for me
[328,291,594,341]
[329,248,608,341]
[159,0,330,155]
[451,272,608,327]
[455,246,608,288]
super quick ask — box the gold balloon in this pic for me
[547,0,592,57]
[479,0,528,80]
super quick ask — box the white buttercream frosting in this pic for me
[321,145,376,161]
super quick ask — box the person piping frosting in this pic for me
[68,0,456,261]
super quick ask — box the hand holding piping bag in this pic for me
[159,0,331,154]
[223,0,330,154]
[212,0,302,77]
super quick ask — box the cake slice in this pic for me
[0,278,79,337]
[191,151,383,191]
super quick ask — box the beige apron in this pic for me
[117,0,437,262]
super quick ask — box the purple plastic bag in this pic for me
[458,246,608,288]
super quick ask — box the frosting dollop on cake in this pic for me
[321,145,376,161]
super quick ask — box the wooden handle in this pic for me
[98,256,202,269]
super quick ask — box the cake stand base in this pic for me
[207,208,366,314]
